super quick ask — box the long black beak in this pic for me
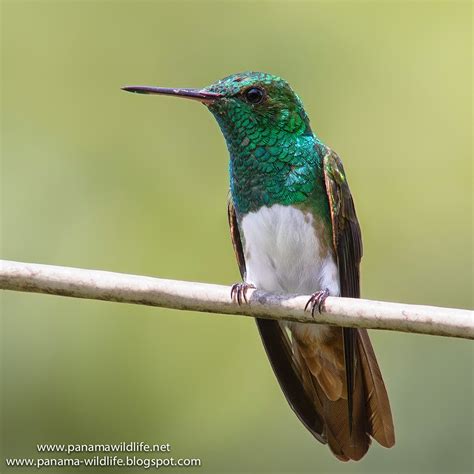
[121,85,222,104]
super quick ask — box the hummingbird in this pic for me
[123,72,395,461]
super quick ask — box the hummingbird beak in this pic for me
[121,85,222,104]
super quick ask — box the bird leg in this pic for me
[304,288,330,317]
[230,282,256,305]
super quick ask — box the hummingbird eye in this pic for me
[244,87,265,104]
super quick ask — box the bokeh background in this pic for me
[1,1,472,473]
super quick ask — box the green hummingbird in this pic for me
[123,72,395,461]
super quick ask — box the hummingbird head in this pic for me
[203,72,311,138]
[123,73,321,213]
[122,72,312,145]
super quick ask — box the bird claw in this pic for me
[230,282,256,306]
[304,288,330,317]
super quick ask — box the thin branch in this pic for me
[0,259,472,340]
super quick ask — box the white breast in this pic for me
[240,204,340,296]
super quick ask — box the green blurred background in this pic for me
[1,1,472,473]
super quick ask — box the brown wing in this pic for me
[323,149,362,432]
[323,149,363,298]
[323,149,395,449]
[227,198,327,443]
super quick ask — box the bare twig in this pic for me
[1,260,472,340]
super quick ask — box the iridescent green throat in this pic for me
[208,100,328,217]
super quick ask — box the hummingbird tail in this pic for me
[291,326,370,461]
[257,319,395,461]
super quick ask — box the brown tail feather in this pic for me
[257,319,394,461]
[357,329,395,448]
[293,328,371,461]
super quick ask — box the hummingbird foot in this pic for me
[304,288,330,317]
[230,282,256,306]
